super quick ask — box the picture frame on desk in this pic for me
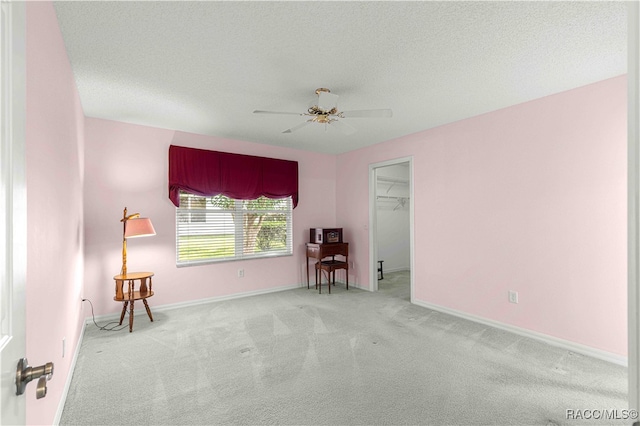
[310,228,343,244]
[326,231,341,243]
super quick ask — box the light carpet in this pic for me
[60,271,628,425]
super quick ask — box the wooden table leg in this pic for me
[119,301,128,325]
[346,266,349,290]
[129,300,134,333]
[143,299,154,322]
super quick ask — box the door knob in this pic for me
[16,358,54,398]
[36,376,48,399]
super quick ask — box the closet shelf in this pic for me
[377,195,410,200]
[377,176,409,185]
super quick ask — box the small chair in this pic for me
[315,258,349,294]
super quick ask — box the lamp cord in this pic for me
[82,298,128,332]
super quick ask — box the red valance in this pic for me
[168,145,299,208]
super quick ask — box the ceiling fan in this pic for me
[253,88,392,135]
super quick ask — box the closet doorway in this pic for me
[368,157,414,301]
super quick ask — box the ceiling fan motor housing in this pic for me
[309,88,339,115]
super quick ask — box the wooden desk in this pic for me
[113,271,154,332]
[306,243,349,294]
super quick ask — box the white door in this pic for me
[0,1,26,424]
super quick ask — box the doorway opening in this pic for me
[368,157,414,301]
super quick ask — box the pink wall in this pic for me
[83,119,337,316]
[24,3,627,423]
[337,76,628,356]
[26,2,85,424]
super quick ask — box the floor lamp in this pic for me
[121,207,156,275]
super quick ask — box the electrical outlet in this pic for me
[238,269,244,278]
[508,290,519,304]
[62,337,66,358]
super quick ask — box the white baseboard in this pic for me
[86,283,303,323]
[154,283,303,313]
[54,320,86,425]
[383,266,410,274]
[81,284,625,367]
[412,298,627,367]
[350,282,372,291]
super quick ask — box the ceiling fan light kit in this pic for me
[253,88,392,135]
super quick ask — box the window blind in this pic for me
[176,193,293,265]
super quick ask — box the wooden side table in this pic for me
[113,272,154,332]
[306,243,349,294]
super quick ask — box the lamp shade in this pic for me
[124,217,156,238]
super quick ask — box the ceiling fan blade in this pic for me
[340,109,393,118]
[330,120,357,135]
[253,110,302,116]
[317,91,339,112]
[282,121,312,134]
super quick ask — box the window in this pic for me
[182,194,206,223]
[176,192,293,265]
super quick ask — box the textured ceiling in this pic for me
[53,1,627,155]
